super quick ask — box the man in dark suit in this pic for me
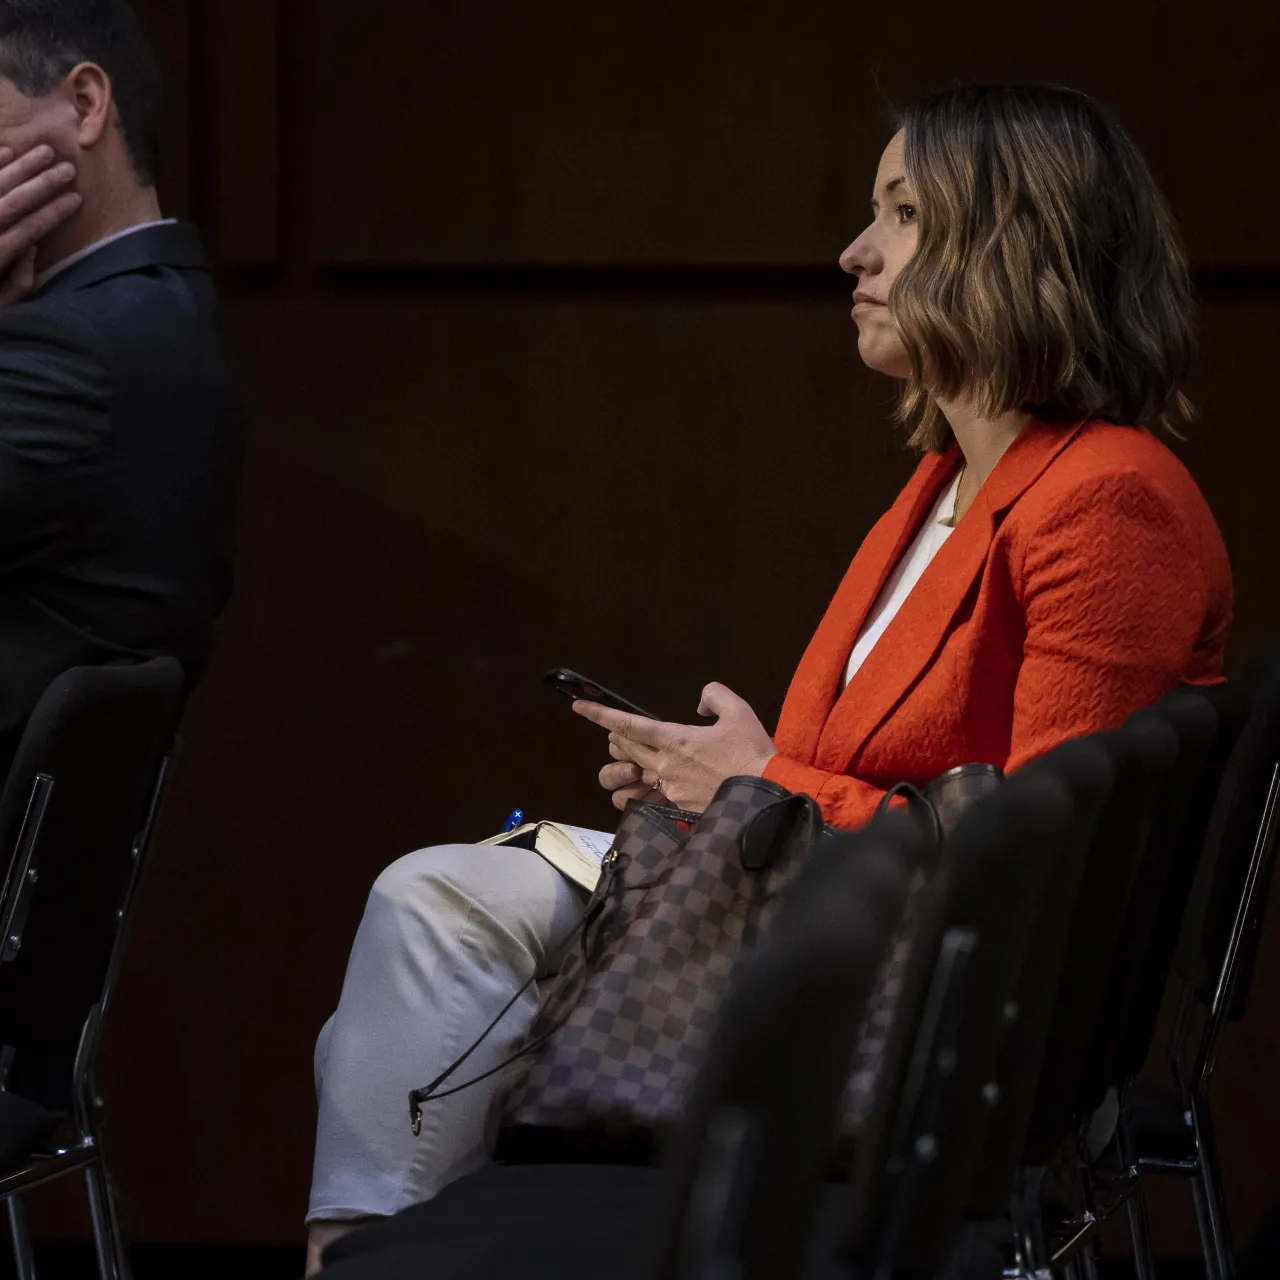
[0,0,244,775]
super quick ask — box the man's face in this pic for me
[0,74,79,165]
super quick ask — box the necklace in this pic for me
[941,463,967,529]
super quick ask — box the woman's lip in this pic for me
[852,299,885,311]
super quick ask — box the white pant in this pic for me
[308,842,589,1222]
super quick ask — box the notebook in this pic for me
[480,821,615,891]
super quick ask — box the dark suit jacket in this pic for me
[0,221,245,771]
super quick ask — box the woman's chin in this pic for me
[855,335,912,380]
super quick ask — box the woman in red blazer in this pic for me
[581,86,1231,826]
[307,85,1231,1265]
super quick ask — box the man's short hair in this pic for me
[0,0,159,185]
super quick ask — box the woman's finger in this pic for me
[572,698,667,749]
[599,761,642,790]
[608,732,661,772]
[697,681,745,718]
[610,782,653,811]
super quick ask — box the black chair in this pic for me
[1024,717,1180,1158]
[1091,684,1249,1099]
[962,735,1115,1273]
[0,659,184,1280]
[316,813,930,1280]
[839,769,1076,1280]
[654,810,923,1280]
[999,716,1181,1276]
[1124,653,1280,1280]
[1057,684,1240,1279]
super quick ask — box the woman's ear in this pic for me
[61,62,113,151]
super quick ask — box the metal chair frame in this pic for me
[0,748,175,1280]
[988,683,1277,1280]
[1132,755,1280,1280]
[1050,754,1280,1280]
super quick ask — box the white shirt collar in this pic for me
[34,218,179,292]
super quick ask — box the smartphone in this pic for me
[542,668,658,720]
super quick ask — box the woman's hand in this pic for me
[574,682,778,813]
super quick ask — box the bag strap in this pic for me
[877,781,944,846]
[408,969,540,1134]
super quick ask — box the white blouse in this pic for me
[843,473,962,689]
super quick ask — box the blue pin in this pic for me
[500,808,525,835]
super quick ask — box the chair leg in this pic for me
[1010,1166,1053,1278]
[1077,1240,1101,1280]
[1190,1094,1235,1280]
[1191,1172,1223,1280]
[1123,1187,1157,1280]
[7,1195,37,1280]
[85,1159,130,1280]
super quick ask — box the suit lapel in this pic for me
[773,446,961,764]
[806,420,1090,774]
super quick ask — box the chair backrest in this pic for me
[653,811,925,1280]
[0,659,184,1110]
[964,736,1114,1215]
[1081,684,1238,1103]
[841,770,1076,1278]
[1176,652,1280,1022]
[1021,715,1179,1161]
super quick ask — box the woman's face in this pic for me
[839,131,918,379]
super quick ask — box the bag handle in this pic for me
[740,791,821,871]
[876,781,944,846]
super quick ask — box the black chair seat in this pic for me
[0,1092,65,1173]
[1126,1077,1196,1165]
[319,1164,1003,1280]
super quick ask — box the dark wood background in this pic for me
[27,0,1280,1253]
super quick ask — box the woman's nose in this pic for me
[839,226,880,276]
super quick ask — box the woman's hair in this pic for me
[892,84,1196,452]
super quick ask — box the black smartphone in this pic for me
[542,668,658,720]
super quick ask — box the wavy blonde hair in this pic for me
[892,85,1196,452]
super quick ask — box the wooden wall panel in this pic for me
[131,0,193,219]
[202,0,282,264]
[1172,301,1280,663]
[307,0,1167,267]
[1158,0,1280,267]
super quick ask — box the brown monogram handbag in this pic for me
[489,777,823,1163]
[482,765,1000,1165]
[406,766,1001,1162]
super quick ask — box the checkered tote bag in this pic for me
[488,775,843,1163]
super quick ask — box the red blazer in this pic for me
[763,420,1232,829]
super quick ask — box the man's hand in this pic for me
[574,682,778,813]
[0,145,80,307]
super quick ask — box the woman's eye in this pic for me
[896,203,917,225]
